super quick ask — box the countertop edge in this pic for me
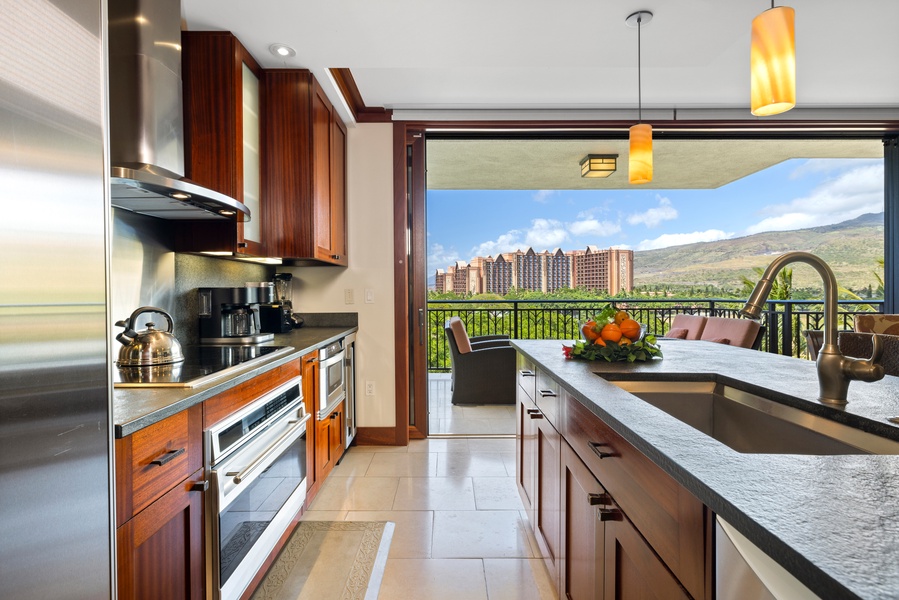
[113,326,358,438]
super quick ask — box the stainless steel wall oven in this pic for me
[318,340,346,420]
[206,376,309,600]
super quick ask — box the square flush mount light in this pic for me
[580,154,618,178]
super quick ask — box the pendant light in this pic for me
[626,11,652,185]
[750,2,795,116]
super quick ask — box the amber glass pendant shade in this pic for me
[751,6,796,116]
[628,124,653,184]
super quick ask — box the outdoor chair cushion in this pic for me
[666,314,707,340]
[855,314,899,335]
[448,317,472,353]
[665,327,689,339]
[700,317,762,349]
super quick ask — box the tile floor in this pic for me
[302,438,557,600]
[428,374,517,435]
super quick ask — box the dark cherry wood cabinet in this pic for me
[179,31,265,256]
[263,70,348,265]
[516,356,712,600]
[115,405,205,599]
[117,469,206,600]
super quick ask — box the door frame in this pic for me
[391,121,899,444]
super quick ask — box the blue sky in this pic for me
[427,158,884,275]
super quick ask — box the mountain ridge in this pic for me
[633,212,884,291]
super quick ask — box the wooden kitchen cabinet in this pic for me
[117,469,206,600]
[115,405,205,599]
[179,31,265,256]
[263,70,348,265]
[302,351,322,503]
[516,354,712,600]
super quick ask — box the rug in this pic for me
[251,521,394,600]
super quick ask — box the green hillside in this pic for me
[633,212,884,294]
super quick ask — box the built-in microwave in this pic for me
[318,340,346,420]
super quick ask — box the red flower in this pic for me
[562,345,572,359]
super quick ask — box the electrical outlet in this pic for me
[344,288,354,304]
[365,288,374,304]
[365,380,375,396]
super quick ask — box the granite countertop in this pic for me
[512,338,899,600]
[113,325,357,438]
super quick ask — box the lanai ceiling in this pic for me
[182,0,897,189]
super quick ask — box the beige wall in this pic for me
[288,123,396,428]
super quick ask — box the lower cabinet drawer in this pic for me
[517,354,537,403]
[563,390,709,600]
[115,404,203,525]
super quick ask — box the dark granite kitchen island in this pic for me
[512,338,899,600]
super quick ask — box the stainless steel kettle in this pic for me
[115,306,185,366]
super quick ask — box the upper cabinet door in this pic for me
[180,31,265,256]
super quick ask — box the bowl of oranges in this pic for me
[564,306,662,362]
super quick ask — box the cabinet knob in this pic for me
[330,412,339,420]
[190,480,209,493]
[587,492,611,506]
[331,254,341,260]
[597,507,622,521]
[589,442,614,459]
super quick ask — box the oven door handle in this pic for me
[225,413,311,485]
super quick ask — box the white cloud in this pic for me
[626,196,678,228]
[428,242,460,272]
[745,163,883,234]
[532,190,557,203]
[636,229,733,251]
[470,231,523,258]
[525,218,568,249]
[569,218,622,237]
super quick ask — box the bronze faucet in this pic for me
[740,251,884,406]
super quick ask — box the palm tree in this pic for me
[740,267,793,300]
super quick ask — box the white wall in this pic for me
[288,123,396,427]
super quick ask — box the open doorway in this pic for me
[418,134,885,437]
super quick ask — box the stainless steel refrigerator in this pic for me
[0,0,114,597]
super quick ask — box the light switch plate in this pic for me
[365,288,374,304]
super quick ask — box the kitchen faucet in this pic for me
[740,251,884,406]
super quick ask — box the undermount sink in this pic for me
[600,377,899,455]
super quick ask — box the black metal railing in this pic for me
[426,298,884,372]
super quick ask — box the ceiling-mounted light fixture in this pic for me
[750,2,795,116]
[626,11,653,185]
[579,154,618,178]
[269,43,296,58]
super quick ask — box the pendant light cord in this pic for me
[637,14,642,123]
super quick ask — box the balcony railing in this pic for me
[426,298,883,372]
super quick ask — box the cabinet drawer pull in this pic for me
[331,254,341,260]
[330,412,339,420]
[238,242,248,248]
[589,442,614,459]
[191,480,209,493]
[528,410,544,419]
[519,369,535,377]
[150,447,185,466]
[598,507,622,521]
[526,408,541,414]
[588,492,611,506]
[538,389,557,398]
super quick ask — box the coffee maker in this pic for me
[259,273,302,332]
[198,285,275,344]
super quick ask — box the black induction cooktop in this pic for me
[113,345,294,388]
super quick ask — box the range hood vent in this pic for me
[108,0,249,222]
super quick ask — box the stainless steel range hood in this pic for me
[108,0,249,222]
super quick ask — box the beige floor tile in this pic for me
[483,558,558,600]
[330,451,374,477]
[469,438,517,453]
[346,510,434,559]
[473,477,524,510]
[392,477,476,511]
[407,438,470,453]
[378,558,488,600]
[500,452,517,477]
[352,444,408,453]
[299,510,347,521]
[308,476,399,512]
[437,452,509,477]
[366,452,439,477]
[461,405,516,418]
[431,511,534,559]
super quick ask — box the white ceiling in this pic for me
[182,0,899,118]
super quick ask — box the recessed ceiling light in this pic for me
[269,43,296,58]
[171,192,191,200]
